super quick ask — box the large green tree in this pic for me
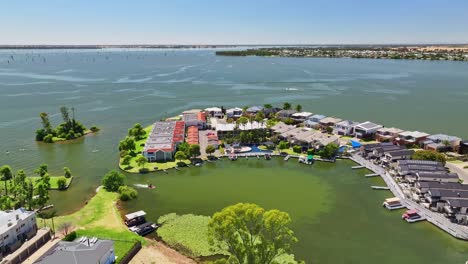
[412,150,446,164]
[1,165,13,195]
[34,163,48,177]
[208,203,298,264]
[205,145,216,157]
[136,155,147,168]
[119,137,136,153]
[174,151,187,161]
[129,123,146,140]
[189,144,201,158]
[319,143,339,159]
[282,102,291,110]
[237,117,249,130]
[102,170,126,192]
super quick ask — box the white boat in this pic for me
[382,197,405,210]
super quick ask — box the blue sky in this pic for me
[1,0,467,44]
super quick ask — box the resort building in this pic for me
[354,121,383,139]
[375,127,405,142]
[360,142,404,159]
[334,120,360,136]
[264,107,282,117]
[205,131,219,148]
[460,140,468,155]
[381,149,415,163]
[205,107,223,118]
[416,181,468,194]
[423,134,462,152]
[277,110,297,120]
[277,126,339,149]
[446,199,468,225]
[0,208,37,256]
[271,122,296,135]
[226,107,243,119]
[395,160,448,176]
[416,172,460,183]
[304,114,326,129]
[182,109,206,129]
[186,126,199,145]
[246,106,264,115]
[34,238,115,264]
[394,131,430,146]
[291,112,313,122]
[213,120,266,139]
[143,121,185,162]
[319,117,342,130]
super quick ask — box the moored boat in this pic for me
[402,209,425,223]
[383,197,405,210]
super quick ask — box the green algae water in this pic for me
[1,49,468,263]
[122,159,468,263]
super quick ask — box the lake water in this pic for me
[1,49,468,263]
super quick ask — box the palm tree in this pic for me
[1,165,13,196]
[295,104,302,112]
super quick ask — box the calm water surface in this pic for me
[0,49,467,263]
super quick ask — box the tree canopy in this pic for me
[208,203,298,264]
[175,151,188,161]
[189,144,201,158]
[205,145,216,156]
[412,150,446,164]
[119,137,136,153]
[128,123,146,140]
[283,102,291,110]
[102,170,126,192]
[36,106,89,143]
[319,143,339,159]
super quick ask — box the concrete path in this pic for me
[446,161,468,184]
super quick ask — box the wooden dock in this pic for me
[371,186,390,190]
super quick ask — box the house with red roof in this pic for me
[143,121,185,162]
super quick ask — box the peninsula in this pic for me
[216,45,468,61]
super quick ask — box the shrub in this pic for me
[43,134,54,143]
[412,150,446,164]
[64,167,72,178]
[177,161,188,167]
[90,126,100,132]
[57,176,68,190]
[118,185,138,201]
[293,145,302,154]
[63,231,77,241]
[102,170,126,192]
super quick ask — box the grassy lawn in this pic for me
[42,189,145,263]
[31,176,73,189]
[157,213,225,258]
[119,159,191,173]
[0,176,73,192]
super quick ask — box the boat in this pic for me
[124,210,146,227]
[130,222,158,236]
[402,209,425,223]
[195,163,201,167]
[229,154,238,161]
[147,183,155,189]
[382,197,405,210]
[265,154,271,160]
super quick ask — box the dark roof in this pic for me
[363,142,395,152]
[34,239,114,264]
[428,189,468,199]
[447,199,468,208]
[386,149,414,156]
[417,182,468,191]
[417,172,458,179]
[398,160,443,166]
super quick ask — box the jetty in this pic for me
[371,186,390,190]
[365,173,379,177]
[351,165,365,169]
[350,154,468,240]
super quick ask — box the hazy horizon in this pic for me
[1,0,467,45]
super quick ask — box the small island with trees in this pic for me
[35,106,99,143]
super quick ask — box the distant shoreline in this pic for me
[1,44,468,50]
